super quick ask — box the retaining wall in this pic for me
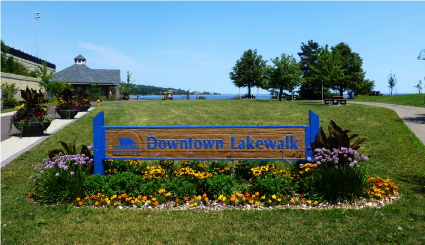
[1,72,44,101]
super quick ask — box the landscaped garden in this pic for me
[352,93,425,108]
[2,99,425,243]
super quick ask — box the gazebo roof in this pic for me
[74,54,86,61]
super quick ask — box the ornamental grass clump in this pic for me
[29,151,94,203]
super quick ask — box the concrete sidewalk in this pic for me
[350,101,425,146]
[1,108,97,168]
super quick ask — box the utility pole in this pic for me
[35,11,40,58]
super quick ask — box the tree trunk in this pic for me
[279,87,283,102]
[339,88,344,96]
[248,86,251,99]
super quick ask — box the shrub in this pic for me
[300,164,368,202]
[107,172,142,196]
[29,155,92,203]
[207,174,236,197]
[248,164,295,198]
[165,177,197,199]
[83,174,110,196]
[1,82,19,108]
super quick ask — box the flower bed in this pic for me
[27,121,400,210]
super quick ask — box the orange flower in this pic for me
[85,196,89,200]
[76,197,80,201]
[153,201,158,206]
[245,192,250,196]
[78,202,82,206]
[191,198,194,202]
[121,193,127,198]
[175,198,179,203]
[301,199,305,204]
[388,194,392,198]
[185,197,189,201]
[204,197,209,202]
[95,202,99,205]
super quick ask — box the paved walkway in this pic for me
[1,108,97,168]
[350,101,425,146]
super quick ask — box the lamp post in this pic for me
[35,11,40,58]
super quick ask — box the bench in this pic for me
[286,95,298,100]
[324,99,347,105]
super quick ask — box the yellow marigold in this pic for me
[131,200,135,204]
[252,195,256,198]
[255,192,259,196]
[268,200,272,203]
[204,197,209,202]
[190,204,194,207]
[166,192,171,197]
[255,201,259,206]
[107,200,110,204]
[222,197,226,202]
[194,202,198,207]
[261,196,265,200]
[95,202,98,206]
[290,199,295,203]
[277,198,281,202]
[307,200,312,205]
[272,195,276,199]
[147,200,151,204]
[114,202,118,206]
[249,200,254,204]
[314,201,318,205]
[76,197,81,201]
[78,202,82,206]
[218,195,223,200]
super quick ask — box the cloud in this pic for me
[78,43,141,69]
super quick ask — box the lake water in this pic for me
[129,94,273,100]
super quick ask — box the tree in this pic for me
[309,45,344,100]
[414,80,422,94]
[263,53,303,102]
[88,82,101,100]
[297,40,322,99]
[50,80,73,98]
[387,72,397,95]
[120,71,136,94]
[229,49,267,98]
[37,61,56,97]
[1,39,10,53]
[346,79,375,97]
[331,42,365,96]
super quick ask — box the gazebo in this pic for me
[52,55,120,96]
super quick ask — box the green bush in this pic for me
[1,82,19,108]
[300,164,368,202]
[207,174,236,198]
[140,178,163,196]
[249,174,294,198]
[165,177,197,199]
[83,174,110,196]
[106,172,142,196]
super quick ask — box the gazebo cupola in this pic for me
[74,54,86,65]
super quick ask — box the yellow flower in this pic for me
[152,198,156,201]
[114,202,118,206]
[147,200,151,204]
[95,202,98,206]
[194,202,198,207]
[268,200,272,203]
[277,198,281,202]
[78,202,82,206]
[290,199,295,203]
[272,195,276,199]
[314,201,318,205]
[255,192,259,196]
[307,200,312,205]
[166,192,171,197]
[261,196,265,200]
[255,201,259,206]
[106,200,110,204]
[222,197,226,202]
[76,197,80,201]
[190,204,194,207]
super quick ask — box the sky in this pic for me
[1,1,424,95]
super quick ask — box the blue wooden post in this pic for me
[93,111,106,176]
[308,110,320,159]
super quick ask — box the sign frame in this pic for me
[93,110,319,176]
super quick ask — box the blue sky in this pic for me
[1,1,424,95]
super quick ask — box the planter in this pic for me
[13,121,51,136]
[57,110,79,119]
[79,105,91,112]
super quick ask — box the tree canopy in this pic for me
[229,49,267,97]
[387,72,397,95]
[263,53,303,101]
[297,40,321,99]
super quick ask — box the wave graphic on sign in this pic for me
[113,137,140,150]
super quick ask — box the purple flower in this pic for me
[56,173,60,176]
[70,172,75,176]
[307,157,312,162]
[28,176,34,180]
[349,163,354,168]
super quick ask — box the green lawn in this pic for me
[352,94,425,108]
[2,100,425,244]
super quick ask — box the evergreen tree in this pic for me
[297,40,322,99]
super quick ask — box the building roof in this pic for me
[52,64,120,85]
[74,54,86,60]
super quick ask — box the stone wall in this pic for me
[1,72,44,101]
